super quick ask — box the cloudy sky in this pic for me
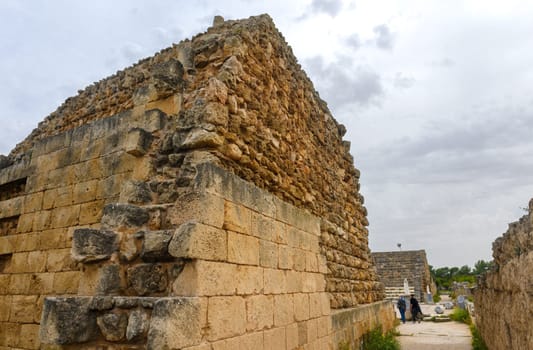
[2,0,533,268]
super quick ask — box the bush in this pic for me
[449,308,471,324]
[362,326,400,350]
[470,324,488,350]
[433,293,441,303]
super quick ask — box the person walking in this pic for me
[410,294,422,323]
[397,296,407,323]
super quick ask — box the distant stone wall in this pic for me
[0,14,391,349]
[371,250,434,301]
[475,201,533,350]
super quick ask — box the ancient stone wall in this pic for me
[475,201,533,350]
[0,14,392,349]
[371,250,434,301]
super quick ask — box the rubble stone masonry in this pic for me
[475,200,533,350]
[0,15,393,349]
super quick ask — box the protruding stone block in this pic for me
[97,312,128,342]
[125,128,153,157]
[147,297,202,349]
[120,181,152,204]
[101,204,149,228]
[141,230,173,261]
[168,222,227,261]
[39,297,96,345]
[127,308,150,341]
[71,228,118,263]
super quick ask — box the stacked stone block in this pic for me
[475,200,533,350]
[371,250,434,301]
[0,14,394,349]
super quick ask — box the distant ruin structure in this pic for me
[372,250,435,302]
[475,201,533,350]
[0,15,394,349]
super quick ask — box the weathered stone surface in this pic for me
[475,206,533,350]
[120,181,152,204]
[89,296,114,311]
[168,221,227,261]
[39,297,96,344]
[97,312,128,341]
[147,297,202,349]
[101,203,150,228]
[126,308,150,341]
[71,228,118,263]
[178,128,224,150]
[127,264,168,295]
[141,230,173,261]
[95,264,123,295]
[125,128,153,157]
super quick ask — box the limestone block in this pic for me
[178,128,224,150]
[305,252,318,272]
[0,236,14,255]
[251,212,275,240]
[207,296,246,341]
[101,204,150,229]
[39,297,96,345]
[88,296,114,311]
[8,252,29,273]
[293,249,306,272]
[31,210,51,232]
[194,164,276,217]
[264,327,287,350]
[72,180,98,204]
[52,271,80,294]
[23,191,43,213]
[306,318,318,342]
[294,293,310,321]
[125,128,153,157]
[26,250,47,272]
[228,231,259,265]
[278,245,293,270]
[239,331,264,350]
[146,94,182,117]
[97,312,128,342]
[264,268,287,294]
[95,264,123,295]
[7,274,31,294]
[141,230,173,261]
[309,294,322,319]
[46,248,75,272]
[259,239,279,269]
[142,109,168,133]
[79,200,105,225]
[119,181,152,204]
[147,297,202,350]
[274,294,294,326]
[246,295,274,331]
[297,321,308,346]
[71,228,118,263]
[50,205,80,228]
[286,322,299,350]
[19,323,40,350]
[10,295,37,323]
[168,222,227,261]
[126,308,150,341]
[127,264,167,296]
[235,265,263,295]
[174,260,236,296]
[39,229,67,250]
[0,296,11,322]
[224,201,252,234]
[16,212,34,233]
[167,191,224,228]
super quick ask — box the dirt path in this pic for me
[395,297,472,350]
